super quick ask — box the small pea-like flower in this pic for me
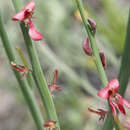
[12,1,35,22]
[12,0,43,41]
[48,70,61,94]
[88,107,108,121]
[99,52,106,68]
[98,78,130,120]
[83,37,92,56]
[11,62,31,79]
[88,18,96,35]
[43,120,56,129]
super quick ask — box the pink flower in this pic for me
[97,78,130,120]
[12,1,43,41]
[88,107,108,121]
[48,70,61,94]
[12,1,35,21]
[83,37,92,56]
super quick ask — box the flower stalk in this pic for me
[75,0,108,87]
[0,12,44,130]
[103,8,130,130]
[75,0,126,129]
[12,0,60,129]
[15,46,35,89]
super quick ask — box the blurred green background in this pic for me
[0,0,129,130]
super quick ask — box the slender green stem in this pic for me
[115,118,124,130]
[0,13,44,130]
[38,44,98,99]
[103,8,130,130]
[12,0,60,129]
[118,9,130,96]
[75,0,108,87]
[75,0,124,130]
[16,46,35,89]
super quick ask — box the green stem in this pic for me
[118,9,130,96]
[103,8,130,130]
[38,44,98,98]
[115,118,124,130]
[16,46,35,89]
[12,0,60,129]
[75,0,124,130]
[75,0,108,87]
[0,13,44,130]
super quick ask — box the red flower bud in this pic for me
[43,120,56,128]
[88,18,96,35]
[83,37,92,56]
[99,52,106,68]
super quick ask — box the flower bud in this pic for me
[99,52,106,68]
[88,18,96,35]
[43,120,56,128]
[83,37,92,56]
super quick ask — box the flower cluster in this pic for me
[88,79,130,122]
[12,1,42,41]
[84,17,130,122]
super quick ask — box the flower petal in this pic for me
[109,97,117,120]
[116,93,130,109]
[12,10,25,21]
[28,22,43,41]
[108,78,119,92]
[49,84,56,89]
[97,86,109,99]
[117,103,126,115]
[24,1,35,11]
